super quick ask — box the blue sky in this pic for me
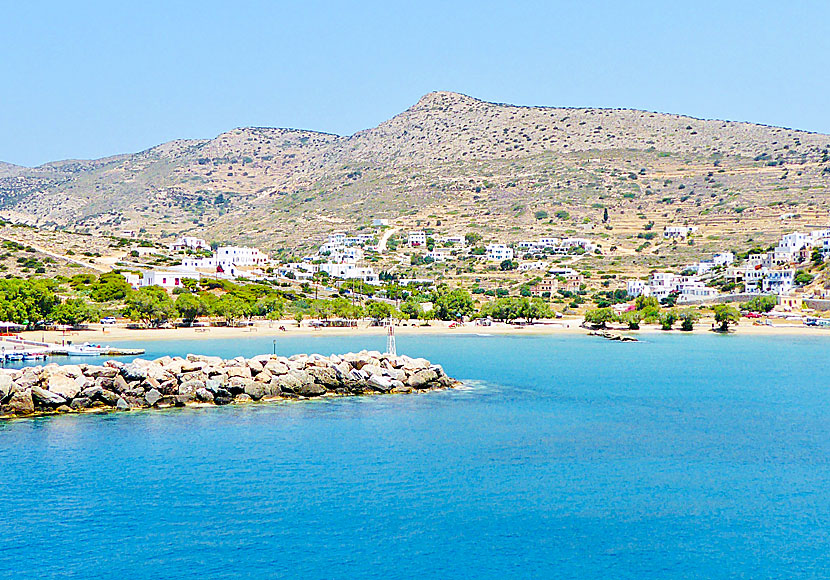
[2,0,828,166]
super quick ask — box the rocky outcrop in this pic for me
[0,351,458,419]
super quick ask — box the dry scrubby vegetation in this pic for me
[1,91,829,284]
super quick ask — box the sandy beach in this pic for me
[15,316,830,345]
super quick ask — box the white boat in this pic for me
[65,344,104,356]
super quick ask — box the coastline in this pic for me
[17,317,830,344]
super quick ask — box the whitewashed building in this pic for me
[141,269,200,289]
[664,226,698,239]
[169,236,210,251]
[408,231,427,247]
[485,244,514,262]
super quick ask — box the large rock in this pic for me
[264,360,289,375]
[45,373,82,400]
[7,390,34,414]
[31,385,66,406]
[225,366,252,380]
[179,380,205,396]
[367,374,393,393]
[112,375,130,393]
[296,382,326,397]
[0,374,14,401]
[407,368,439,389]
[195,388,214,402]
[243,381,265,401]
[306,366,339,389]
[99,390,120,406]
[120,363,148,381]
[144,389,162,407]
[70,397,92,410]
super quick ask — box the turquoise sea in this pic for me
[2,333,829,579]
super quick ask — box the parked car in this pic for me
[100,317,117,325]
[743,312,762,319]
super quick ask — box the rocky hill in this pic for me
[2,92,829,261]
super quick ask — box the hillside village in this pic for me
[1,92,830,329]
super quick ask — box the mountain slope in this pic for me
[2,92,829,259]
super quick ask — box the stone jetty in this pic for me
[0,351,458,419]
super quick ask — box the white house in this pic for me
[408,231,427,247]
[713,252,734,267]
[215,246,269,267]
[372,219,389,227]
[663,226,698,239]
[169,236,210,251]
[141,269,200,289]
[676,281,718,303]
[626,280,650,298]
[485,244,514,262]
[123,273,140,289]
[319,263,379,284]
[426,248,453,263]
[518,261,547,272]
[762,269,795,295]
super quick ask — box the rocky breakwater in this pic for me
[0,351,458,419]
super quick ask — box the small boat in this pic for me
[65,344,104,356]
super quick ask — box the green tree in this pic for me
[741,295,777,313]
[584,307,615,328]
[635,295,659,310]
[175,292,206,325]
[519,297,552,323]
[90,272,133,302]
[794,270,815,286]
[617,310,642,329]
[713,304,741,331]
[125,286,175,327]
[500,259,517,271]
[366,300,394,320]
[52,298,100,326]
[659,310,677,330]
[213,294,247,326]
[434,287,476,320]
[678,309,699,331]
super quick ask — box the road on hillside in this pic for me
[376,227,400,254]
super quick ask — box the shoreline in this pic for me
[17,317,830,344]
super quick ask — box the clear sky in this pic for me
[2,0,828,166]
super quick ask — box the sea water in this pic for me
[1,333,829,579]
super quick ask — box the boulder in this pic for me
[264,360,289,375]
[112,375,130,393]
[60,365,84,379]
[179,380,205,396]
[234,393,253,403]
[367,374,393,393]
[407,368,439,389]
[225,366,252,379]
[204,379,221,393]
[264,378,282,398]
[246,359,264,373]
[243,381,265,401]
[306,366,339,389]
[214,388,233,406]
[15,371,41,390]
[70,397,92,410]
[0,374,14,401]
[45,373,82,400]
[296,382,326,397]
[174,393,194,406]
[253,369,272,383]
[99,390,120,406]
[80,385,103,400]
[227,376,254,395]
[195,388,214,402]
[7,389,34,414]
[31,385,66,406]
[55,405,73,414]
[144,389,162,407]
[120,363,148,381]
[85,366,118,379]
[115,397,130,410]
